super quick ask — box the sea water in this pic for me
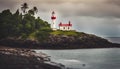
[36,48,120,69]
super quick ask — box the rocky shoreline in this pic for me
[0,47,65,69]
[0,34,120,49]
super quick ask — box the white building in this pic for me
[59,21,72,31]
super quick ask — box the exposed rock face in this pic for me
[40,34,118,49]
[0,48,65,69]
[0,33,120,49]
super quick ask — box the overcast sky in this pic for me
[0,0,120,37]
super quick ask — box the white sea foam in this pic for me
[56,59,82,63]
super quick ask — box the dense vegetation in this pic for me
[0,3,52,41]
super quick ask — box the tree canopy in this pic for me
[0,3,52,41]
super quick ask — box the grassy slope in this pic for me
[50,30,86,36]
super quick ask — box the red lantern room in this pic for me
[51,11,56,20]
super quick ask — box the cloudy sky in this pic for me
[0,0,120,37]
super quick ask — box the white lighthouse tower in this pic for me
[51,11,57,30]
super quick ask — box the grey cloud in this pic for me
[72,16,120,37]
[0,0,18,9]
[107,0,120,6]
[56,2,120,18]
[1,0,120,18]
[29,0,120,18]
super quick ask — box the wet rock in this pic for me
[0,48,65,69]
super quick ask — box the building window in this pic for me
[63,27,65,29]
[68,27,69,30]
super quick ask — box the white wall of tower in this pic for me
[52,20,56,29]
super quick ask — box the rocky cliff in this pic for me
[0,32,120,49]
[39,33,119,49]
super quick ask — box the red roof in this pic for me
[59,22,72,26]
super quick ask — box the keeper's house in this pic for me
[59,21,72,31]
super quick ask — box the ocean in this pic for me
[35,37,120,69]
[36,48,120,69]
[105,37,120,43]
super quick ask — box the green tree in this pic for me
[28,7,38,16]
[28,9,34,15]
[21,14,36,35]
[12,9,22,37]
[0,4,52,41]
[35,28,52,42]
[21,3,29,14]
[0,9,13,38]
[33,6,38,14]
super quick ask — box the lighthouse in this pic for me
[51,11,56,30]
